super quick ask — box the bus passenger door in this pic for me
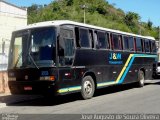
[58,26,76,91]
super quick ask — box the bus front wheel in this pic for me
[137,70,145,87]
[81,76,95,100]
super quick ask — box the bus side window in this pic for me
[94,31,98,49]
[151,41,157,53]
[123,36,129,51]
[75,27,80,48]
[141,39,145,52]
[149,40,152,52]
[128,37,134,51]
[59,28,74,65]
[144,39,150,53]
[79,28,91,48]
[134,37,136,51]
[123,36,134,51]
[97,31,107,49]
[135,37,142,52]
[89,29,94,48]
[112,34,122,50]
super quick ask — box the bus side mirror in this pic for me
[57,35,64,57]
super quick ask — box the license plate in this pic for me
[24,86,32,91]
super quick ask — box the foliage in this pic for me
[147,19,153,30]
[27,0,159,39]
[124,12,140,27]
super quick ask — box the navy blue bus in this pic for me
[8,20,157,99]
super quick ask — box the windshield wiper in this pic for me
[28,52,39,69]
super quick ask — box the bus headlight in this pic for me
[156,67,160,72]
[40,76,55,81]
[8,77,16,81]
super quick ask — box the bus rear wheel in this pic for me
[81,76,95,100]
[137,70,145,87]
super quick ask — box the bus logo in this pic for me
[109,53,121,60]
[109,53,123,65]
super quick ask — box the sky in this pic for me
[107,0,160,27]
[5,0,160,27]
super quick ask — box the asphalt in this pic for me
[0,79,160,120]
[0,79,159,105]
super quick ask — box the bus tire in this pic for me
[81,76,95,100]
[137,70,145,87]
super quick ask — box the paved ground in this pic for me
[0,79,160,120]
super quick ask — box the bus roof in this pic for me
[15,20,155,40]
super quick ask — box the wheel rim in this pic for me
[84,80,93,95]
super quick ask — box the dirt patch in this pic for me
[0,71,10,94]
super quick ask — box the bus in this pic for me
[8,20,157,99]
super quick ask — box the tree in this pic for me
[124,12,140,27]
[27,4,43,14]
[27,0,158,38]
[66,0,73,6]
[147,19,153,30]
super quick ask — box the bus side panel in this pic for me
[122,54,156,84]
[73,50,156,88]
[73,49,113,84]
[73,50,136,86]
[57,67,88,95]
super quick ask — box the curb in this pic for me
[145,79,160,84]
[0,93,11,97]
[0,103,7,108]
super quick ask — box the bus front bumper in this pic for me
[8,81,56,95]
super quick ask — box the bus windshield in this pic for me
[8,27,57,69]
